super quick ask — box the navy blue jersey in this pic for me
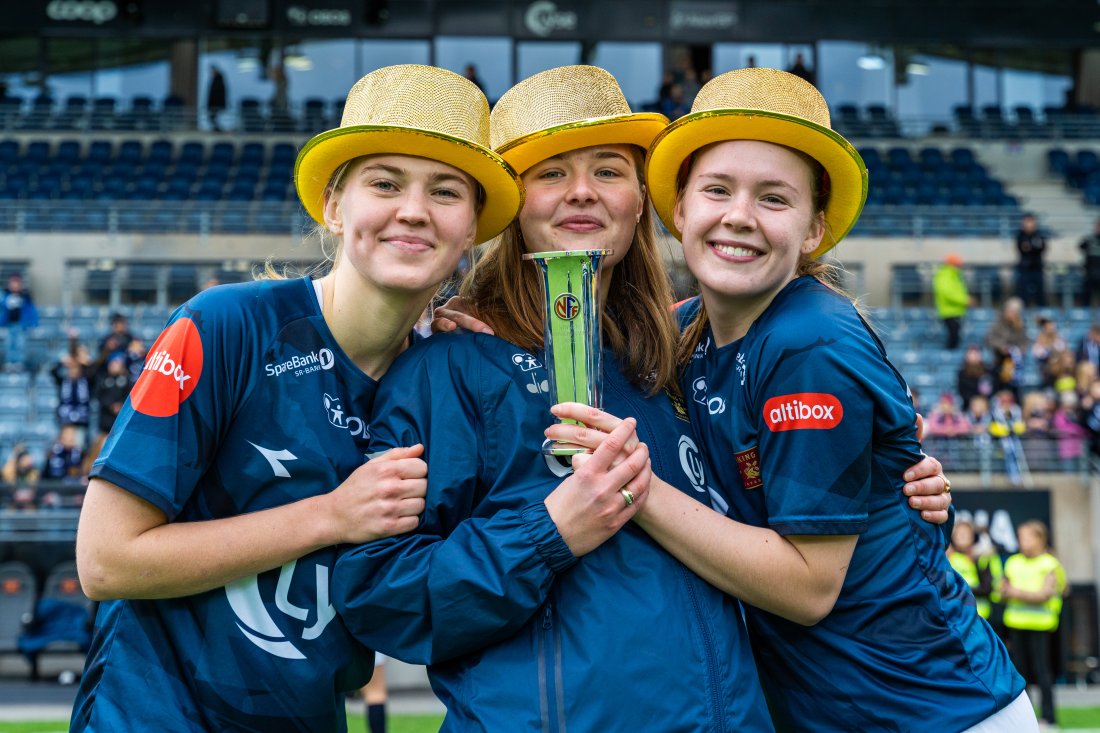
[334,332,773,732]
[682,277,1023,732]
[71,278,375,733]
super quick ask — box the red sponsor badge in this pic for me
[130,318,203,417]
[762,393,843,432]
[735,446,762,490]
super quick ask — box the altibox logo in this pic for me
[130,318,203,417]
[762,393,843,432]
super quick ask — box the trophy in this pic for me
[523,249,612,456]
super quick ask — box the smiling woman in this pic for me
[67,65,522,733]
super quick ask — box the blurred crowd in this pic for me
[922,296,1100,480]
[1,310,145,510]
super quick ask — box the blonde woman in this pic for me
[70,65,524,732]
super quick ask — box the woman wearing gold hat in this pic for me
[332,64,776,731]
[69,65,525,732]
[554,68,1032,731]
[333,65,945,731]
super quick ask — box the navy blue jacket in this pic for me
[334,332,773,732]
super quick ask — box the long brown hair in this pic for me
[461,147,679,394]
[674,143,853,367]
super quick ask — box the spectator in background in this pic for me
[463,64,486,96]
[1,272,38,371]
[786,52,815,84]
[1077,324,1100,375]
[124,337,147,383]
[2,442,40,487]
[985,297,1028,397]
[1030,317,1066,368]
[990,389,1028,484]
[1084,377,1100,459]
[957,344,994,407]
[1052,391,1088,471]
[659,82,688,119]
[933,252,972,349]
[1045,348,1078,394]
[948,520,1004,629]
[42,424,85,483]
[88,353,134,470]
[206,66,227,132]
[1021,391,1053,436]
[1079,217,1100,307]
[97,313,132,364]
[925,392,972,437]
[1002,520,1066,728]
[53,353,91,445]
[1014,213,1047,306]
[966,394,993,435]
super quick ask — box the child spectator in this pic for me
[990,390,1027,484]
[925,393,972,437]
[1021,391,1053,436]
[1052,391,1088,471]
[966,395,993,435]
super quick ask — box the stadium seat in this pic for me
[0,562,36,656]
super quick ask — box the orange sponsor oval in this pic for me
[130,318,203,418]
[762,393,843,432]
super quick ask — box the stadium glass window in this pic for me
[517,42,581,82]
[590,42,661,112]
[434,36,512,103]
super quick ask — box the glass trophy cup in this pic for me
[523,249,611,456]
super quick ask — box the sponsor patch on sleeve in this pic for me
[130,318,203,417]
[762,393,843,432]
[734,446,762,490]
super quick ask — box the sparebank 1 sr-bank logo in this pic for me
[225,560,337,660]
[130,318,203,417]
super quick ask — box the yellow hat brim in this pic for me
[497,113,669,174]
[646,110,868,258]
[295,126,523,244]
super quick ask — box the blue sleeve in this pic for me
[90,291,248,518]
[333,340,577,665]
[749,310,880,536]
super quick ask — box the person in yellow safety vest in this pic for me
[1002,519,1067,728]
[948,520,1005,627]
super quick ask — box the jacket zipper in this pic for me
[539,601,566,733]
[684,559,726,732]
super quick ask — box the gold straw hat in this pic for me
[490,65,668,173]
[646,67,868,258]
[295,64,522,244]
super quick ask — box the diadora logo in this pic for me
[225,560,336,660]
[763,393,844,432]
[692,376,726,415]
[323,393,369,438]
[265,348,335,378]
[130,318,202,417]
[512,353,549,394]
[553,293,580,321]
